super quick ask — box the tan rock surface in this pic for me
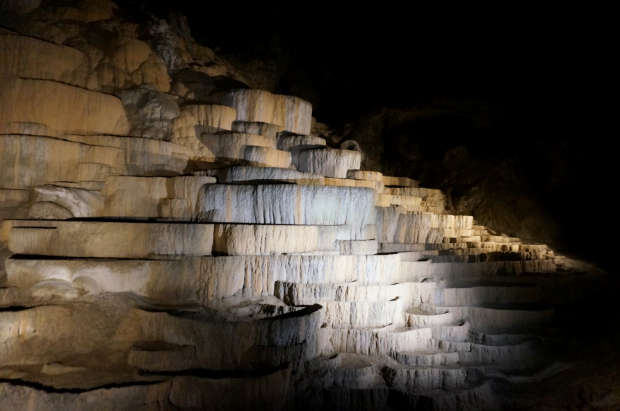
[0,135,126,189]
[0,369,290,411]
[6,220,215,258]
[201,132,276,161]
[381,176,419,187]
[213,224,345,255]
[62,134,193,175]
[0,4,593,408]
[0,79,130,136]
[337,239,378,255]
[232,121,282,139]
[172,104,236,154]
[347,170,384,182]
[96,175,216,219]
[33,185,105,218]
[6,254,402,306]
[244,145,292,168]
[324,177,384,193]
[0,34,86,84]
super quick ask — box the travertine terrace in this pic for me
[0,1,602,410]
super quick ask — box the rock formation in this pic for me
[0,1,608,410]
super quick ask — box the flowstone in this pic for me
[0,1,606,410]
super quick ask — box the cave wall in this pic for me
[327,96,612,261]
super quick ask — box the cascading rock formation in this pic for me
[0,1,605,410]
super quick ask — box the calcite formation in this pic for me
[0,1,600,410]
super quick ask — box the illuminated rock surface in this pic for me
[0,1,610,410]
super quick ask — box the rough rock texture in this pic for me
[61,134,193,175]
[5,220,215,257]
[196,184,375,239]
[233,121,282,139]
[277,133,326,167]
[172,104,236,153]
[208,166,325,185]
[244,145,292,168]
[216,89,312,135]
[0,1,611,410]
[212,224,346,255]
[347,170,383,182]
[0,79,130,136]
[205,132,274,157]
[0,33,87,83]
[0,135,126,188]
[297,148,362,178]
[120,85,179,140]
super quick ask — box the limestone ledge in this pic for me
[277,281,436,308]
[197,184,375,240]
[208,165,325,185]
[3,220,381,257]
[232,121,282,139]
[215,89,312,135]
[0,370,291,411]
[171,104,236,156]
[5,220,214,258]
[347,170,384,182]
[0,135,126,189]
[31,175,216,219]
[244,145,292,168]
[61,134,194,175]
[0,79,130,137]
[276,133,326,166]
[381,176,419,188]
[0,303,319,369]
[201,132,276,162]
[6,254,403,306]
[325,177,385,193]
[297,148,361,179]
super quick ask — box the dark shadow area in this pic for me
[495,272,620,409]
[138,365,288,379]
[0,377,164,394]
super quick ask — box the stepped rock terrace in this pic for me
[0,1,609,409]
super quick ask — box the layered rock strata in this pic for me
[0,1,600,410]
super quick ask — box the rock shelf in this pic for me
[0,2,597,409]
